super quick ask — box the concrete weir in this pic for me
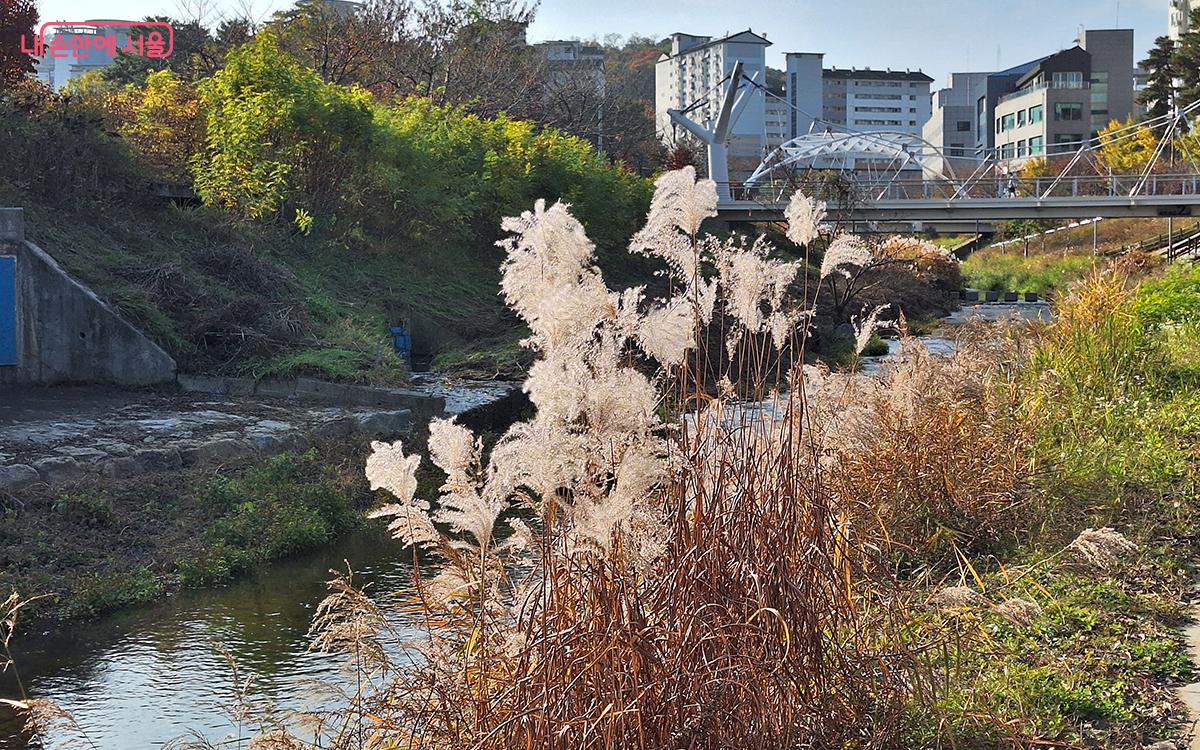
[0,208,177,387]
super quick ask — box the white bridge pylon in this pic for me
[666,60,749,202]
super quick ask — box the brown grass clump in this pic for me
[824,335,1038,565]
[877,235,965,291]
[260,169,1050,750]
[1110,248,1166,278]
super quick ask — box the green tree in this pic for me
[193,30,375,220]
[1097,117,1159,173]
[1139,35,1178,128]
[1176,8,1200,109]
[112,70,204,184]
[102,17,247,86]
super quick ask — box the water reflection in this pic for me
[0,527,418,749]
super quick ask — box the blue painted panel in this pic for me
[0,256,15,366]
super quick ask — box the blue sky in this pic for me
[35,0,1169,85]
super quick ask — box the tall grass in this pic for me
[197,170,1053,750]
[17,172,1188,749]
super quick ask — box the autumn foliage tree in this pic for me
[110,70,204,184]
[1097,117,1159,173]
[0,0,38,90]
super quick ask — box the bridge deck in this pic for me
[718,194,1200,223]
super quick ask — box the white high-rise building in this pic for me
[655,30,772,167]
[1171,0,1199,40]
[784,52,824,138]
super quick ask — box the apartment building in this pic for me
[923,72,991,176]
[538,39,606,92]
[655,30,772,164]
[991,29,1134,166]
[821,68,933,137]
[765,95,790,147]
[1171,0,1199,39]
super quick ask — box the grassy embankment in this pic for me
[903,263,1200,747]
[8,192,525,383]
[0,411,481,622]
[0,445,369,621]
[0,45,656,383]
[962,218,1187,294]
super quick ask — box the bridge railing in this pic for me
[722,174,1200,205]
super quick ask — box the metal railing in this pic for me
[997,80,1090,105]
[720,174,1200,205]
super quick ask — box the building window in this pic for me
[1000,113,1016,132]
[1017,139,1028,157]
[1054,102,1083,121]
[1017,110,1026,127]
[1029,136,1044,155]
[1052,71,1085,88]
[1052,133,1081,153]
[1000,142,1016,159]
[1030,105,1044,123]
[956,120,971,132]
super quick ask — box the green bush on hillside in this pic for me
[194,32,651,254]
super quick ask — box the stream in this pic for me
[0,303,1050,749]
[0,527,421,749]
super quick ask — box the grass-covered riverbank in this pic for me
[0,444,373,622]
[901,265,1200,747]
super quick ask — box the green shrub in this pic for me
[71,565,163,617]
[51,493,115,528]
[859,333,891,357]
[179,450,362,585]
[194,33,650,254]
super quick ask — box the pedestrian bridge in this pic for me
[717,174,1200,224]
[667,63,1200,229]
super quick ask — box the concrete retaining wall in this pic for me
[0,210,177,386]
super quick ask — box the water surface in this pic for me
[1,528,418,749]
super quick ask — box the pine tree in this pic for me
[1176,8,1200,109]
[1139,35,1178,128]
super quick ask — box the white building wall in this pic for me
[34,25,131,91]
[764,98,789,147]
[1171,0,1200,40]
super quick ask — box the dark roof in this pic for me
[993,55,1048,79]
[662,29,772,59]
[823,67,934,83]
[1014,46,1087,88]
